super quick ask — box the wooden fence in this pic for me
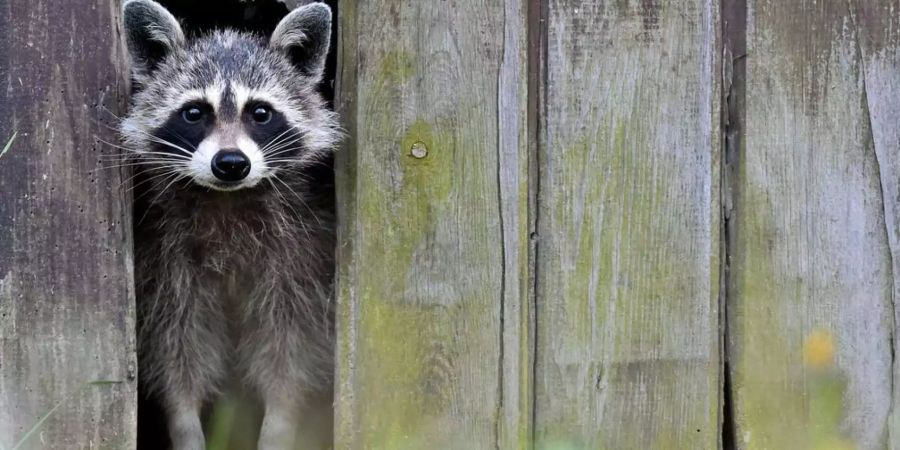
[1,0,900,449]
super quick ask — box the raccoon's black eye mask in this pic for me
[149,102,214,154]
[243,103,296,157]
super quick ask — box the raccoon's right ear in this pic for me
[270,3,332,81]
[122,0,185,80]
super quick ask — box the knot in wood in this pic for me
[410,141,428,159]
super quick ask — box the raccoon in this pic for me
[119,1,338,449]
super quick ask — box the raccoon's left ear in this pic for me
[270,3,332,81]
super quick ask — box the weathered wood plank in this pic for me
[533,1,722,448]
[852,1,900,448]
[334,1,530,449]
[727,1,895,448]
[0,1,136,449]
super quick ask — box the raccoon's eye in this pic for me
[251,105,272,125]
[182,106,204,124]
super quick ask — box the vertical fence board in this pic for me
[334,1,530,448]
[0,0,135,448]
[852,1,900,448]
[534,1,722,449]
[728,1,895,448]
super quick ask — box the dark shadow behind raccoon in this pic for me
[120,1,338,448]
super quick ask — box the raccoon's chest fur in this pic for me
[135,182,336,352]
[184,195,277,279]
[183,200,271,334]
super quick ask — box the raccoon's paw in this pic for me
[169,412,205,450]
[258,409,299,450]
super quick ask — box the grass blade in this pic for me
[0,131,17,159]
[10,380,122,450]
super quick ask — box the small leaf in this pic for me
[86,380,123,386]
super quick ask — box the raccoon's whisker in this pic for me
[263,137,305,157]
[95,119,194,157]
[266,161,313,169]
[136,157,192,163]
[264,146,306,160]
[157,127,198,151]
[262,130,305,152]
[142,135,194,157]
[95,138,144,153]
[121,162,189,186]
[260,127,295,148]
[104,165,186,180]
[92,118,140,139]
[260,128,303,154]
[269,174,324,228]
[101,160,186,170]
[138,151,192,160]
[265,178,312,240]
[99,156,188,165]
[93,116,194,155]
[98,154,191,166]
[146,172,188,205]
[97,128,194,158]
[99,151,191,162]
[276,157,333,170]
[96,139,193,161]
[263,127,304,149]
[136,172,188,225]
[127,174,180,202]
[98,107,197,154]
[98,155,139,162]
[270,166,313,180]
[98,104,126,121]
[90,117,119,131]
[264,158,309,164]
[122,166,187,192]
[260,139,300,160]
[131,177,170,205]
[265,162,323,178]
[263,146,309,161]
[267,170,313,188]
[120,170,167,191]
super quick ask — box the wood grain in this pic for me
[852,3,900,448]
[0,0,136,448]
[727,1,896,448]
[334,1,531,448]
[533,1,722,448]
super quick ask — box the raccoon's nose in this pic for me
[211,149,251,182]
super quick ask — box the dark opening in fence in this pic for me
[129,1,340,448]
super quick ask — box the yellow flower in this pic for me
[804,329,835,369]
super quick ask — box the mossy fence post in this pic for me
[334,0,532,448]
[726,0,900,448]
[0,1,136,448]
[334,0,722,448]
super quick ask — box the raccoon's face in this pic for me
[120,0,336,192]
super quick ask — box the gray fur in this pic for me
[120,1,337,448]
[270,3,332,80]
[123,0,185,83]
